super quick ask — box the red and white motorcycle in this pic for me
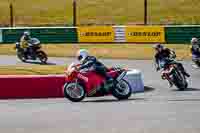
[63,63,132,102]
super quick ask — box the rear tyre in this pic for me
[63,83,86,102]
[37,51,48,64]
[111,79,132,100]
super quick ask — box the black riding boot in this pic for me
[29,47,36,60]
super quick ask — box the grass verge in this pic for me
[0,65,65,75]
[0,44,191,60]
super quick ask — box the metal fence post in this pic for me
[73,0,77,26]
[9,3,14,27]
[144,0,147,25]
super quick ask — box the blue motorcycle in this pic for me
[192,54,200,68]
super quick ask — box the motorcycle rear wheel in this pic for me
[111,79,132,100]
[63,82,86,102]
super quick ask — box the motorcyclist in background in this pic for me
[153,43,190,86]
[76,49,114,89]
[190,37,200,59]
[20,31,35,59]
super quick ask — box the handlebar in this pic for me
[64,63,81,75]
[73,64,81,71]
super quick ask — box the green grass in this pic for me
[0,0,200,26]
[0,44,191,60]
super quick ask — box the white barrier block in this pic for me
[124,69,144,93]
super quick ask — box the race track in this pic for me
[0,55,200,133]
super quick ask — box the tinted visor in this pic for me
[78,55,83,61]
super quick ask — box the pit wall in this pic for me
[0,25,199,44]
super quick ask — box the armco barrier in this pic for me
[0,75,65,99]
[2,27,78,43]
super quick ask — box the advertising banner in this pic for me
[125,26,165,43]
[78,26,114,42]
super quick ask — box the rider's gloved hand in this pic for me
[74,66,80,71]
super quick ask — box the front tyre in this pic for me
[37,51,48,64]
[195,60,200,67]
[111,79,132,100]
[173,69,188,91]
[17,49,26,62]
[63,83,86,102]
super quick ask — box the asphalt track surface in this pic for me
[0,55,200,133]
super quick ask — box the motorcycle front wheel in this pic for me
[17,49,26,62]
[36,51,48,64]
[195,60,200,67]
[63,82,86,102]
[172,69,188,91]
[111,79,132,100]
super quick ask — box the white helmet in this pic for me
[191,37,198,45]
[24,31,30,36]
[76,49,89,63]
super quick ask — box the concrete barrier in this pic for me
[0,70,144,99]
[124,69,144,93]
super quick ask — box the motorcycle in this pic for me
[15,38,48,64]
[63,63,132,102]
[192,55,200,68]
[161,62,188,91]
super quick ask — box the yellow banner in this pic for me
[78,26,114,42]
[125,26,165,43]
